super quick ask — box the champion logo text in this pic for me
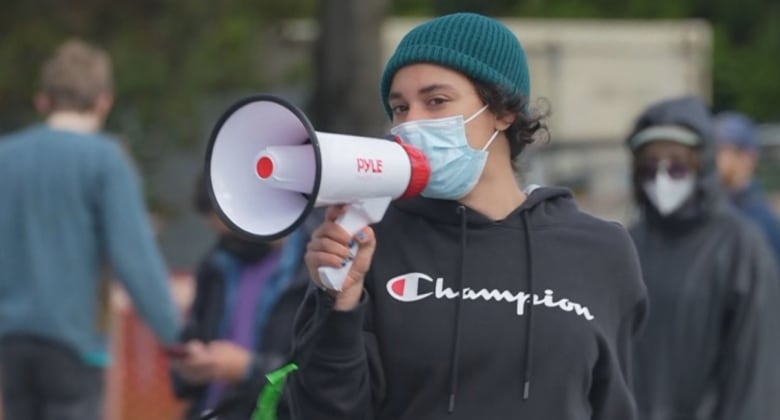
[386,272,595,321]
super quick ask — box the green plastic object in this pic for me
[252,363,299,420]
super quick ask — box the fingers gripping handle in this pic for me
[318,197,392,291]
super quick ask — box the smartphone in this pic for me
[165,344,190,359]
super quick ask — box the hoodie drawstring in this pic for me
[521,212,535,400]
[448,205,468,413]
[446,206,537,413]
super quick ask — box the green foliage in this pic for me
[0,0,317,147]
[0,0,318,213]
[1,0,776,169]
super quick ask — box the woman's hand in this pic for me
[305,205,377,311]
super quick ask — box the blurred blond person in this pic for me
[0,39,180,420]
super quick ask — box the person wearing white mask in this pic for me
[625,96,780,420]
[285,12,648,420]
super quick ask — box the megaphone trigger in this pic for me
[318,196,393,291]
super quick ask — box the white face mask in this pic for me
[642,164,695,216]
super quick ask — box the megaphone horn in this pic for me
[205,94,430,290]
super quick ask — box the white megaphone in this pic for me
[206,94,430,291]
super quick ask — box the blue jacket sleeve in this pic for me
[96,142,180,345]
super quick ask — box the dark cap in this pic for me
[714,111,758,152]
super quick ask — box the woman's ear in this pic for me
[495,111,515,131]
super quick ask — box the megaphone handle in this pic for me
[318,196,393,291]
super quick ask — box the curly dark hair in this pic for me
[473,79,550,160]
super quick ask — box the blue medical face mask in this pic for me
[390,105,500,200]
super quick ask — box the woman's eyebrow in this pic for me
[387,91,404,102]
[388,83,458,102]
[418,83,456,95]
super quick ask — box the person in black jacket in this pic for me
[288,12,648,420]
[169,174,315,420]
[626,96,780,420]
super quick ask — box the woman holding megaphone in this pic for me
[292,12,647,420]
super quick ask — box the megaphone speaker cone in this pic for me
[205,94,321,241]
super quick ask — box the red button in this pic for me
[256,156,274,179]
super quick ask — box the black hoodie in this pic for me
[288,187,647,420]
[626,96,780,420]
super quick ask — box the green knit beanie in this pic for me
[380,13,530,118]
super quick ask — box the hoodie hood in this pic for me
[626,96,725,229]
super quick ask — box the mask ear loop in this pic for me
[464,104,499,151]
[464,104,489,124]
[481,130,500,151]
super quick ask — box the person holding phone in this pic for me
[169,174,316,420]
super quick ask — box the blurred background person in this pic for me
[626,95,780,420]
[169,174,314,420]
[0,38,181,420]
[715,111,780,262]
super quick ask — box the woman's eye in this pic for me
[391,104,408,115]
[428,97,447,106]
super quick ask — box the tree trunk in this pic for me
[310,0,390,136]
